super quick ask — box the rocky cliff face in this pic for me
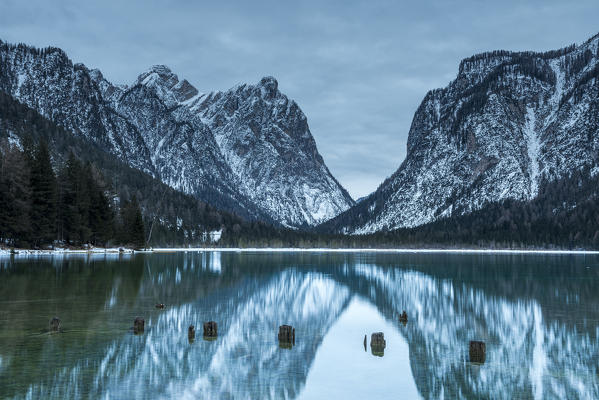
[324,33,599,233]
[188,77,353,226]
[0,41,354,226]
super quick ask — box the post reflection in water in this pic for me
[0,251,598,399]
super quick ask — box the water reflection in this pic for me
[0,252,598,399]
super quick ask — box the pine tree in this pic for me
[77,162,93,243]
[130,198,146,249]
[0,143,30,245]
[57,153,80,244]
[119,196,145,249]
[88,166,113,246]
[28,140,57,247]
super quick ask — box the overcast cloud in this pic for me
[1,0,598,198]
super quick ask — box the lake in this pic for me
[0,251,598,399]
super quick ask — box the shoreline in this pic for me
[153,247,599,255]
[2,247,598,256]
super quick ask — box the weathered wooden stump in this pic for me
[469,340,486,363]
[370,332,386,356]
[399,310,408,325]
[155,303,166,310]
[49,317,61,333]
[371,332,386,347]
[203,321,218,337]
[133,317,145,334]
[278,325,295,345]
[188,325,196,342]
[279,341,293,349]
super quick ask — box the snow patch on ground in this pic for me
[201,230,222,243]
[7,132,22,149]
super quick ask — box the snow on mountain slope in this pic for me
[323,33,599,233]
[189,76,354,226]
[0,41,354,226]
[0,44,154,174]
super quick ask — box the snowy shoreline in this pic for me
[0,247,145,256]
[2,247,597,256]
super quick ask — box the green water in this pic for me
[0,251,598,399]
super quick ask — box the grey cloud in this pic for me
[1,0,598,198]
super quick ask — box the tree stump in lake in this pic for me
[188,325,196,342]
[203,321,218,338]
[49,317,61,333]
[278,325,295,347]
[363,334,367,351]
[370,332,386,356]
[399,310,408,325]
[133,317,145,334]
[469,340,486,363]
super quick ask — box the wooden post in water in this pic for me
[49,317,61,333]
[469,340,486,363]
[370,332,386,357]
[188,325,196,342]
[133,317,145,334]
[278,325,295,348]
[203,321,218,338]
[399,310,408,325]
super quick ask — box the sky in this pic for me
[1,1,598,199]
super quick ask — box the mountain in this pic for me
[323,33,599,234]
[0,90,284,247]
[187,76,354,227]
[0,40,353,227]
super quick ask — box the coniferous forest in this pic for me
[0,139,147,248]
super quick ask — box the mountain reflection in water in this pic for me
[0,252,598,399]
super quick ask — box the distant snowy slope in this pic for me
[323,33,599,233]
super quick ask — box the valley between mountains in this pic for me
[1,32,598,249]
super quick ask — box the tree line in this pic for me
[0,139,146,248]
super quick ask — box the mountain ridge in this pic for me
[0,39,354,227]
[322,32,599,234]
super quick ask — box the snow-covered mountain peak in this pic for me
[257,75,278,99]
[323,31,599,234]
[0,40,353,227]
[137,64,178,87]
[171,78,199,102]
[88,68,104,82]
[187,75,354,226]
[132,64,202,106]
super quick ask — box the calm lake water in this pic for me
[0,251,598,399]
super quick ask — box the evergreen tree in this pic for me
[88,165,113,246]
[28,140,56,247]
[0,141,31,246]
[76,161,93,243]
[120,196,146,249]
[57,153,81,244]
